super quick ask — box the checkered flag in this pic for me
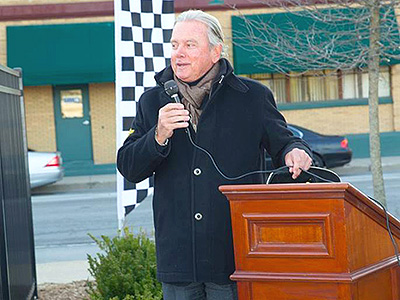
[115,0,174,228]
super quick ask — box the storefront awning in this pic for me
[7,22,115,86]
[232,7,400,74]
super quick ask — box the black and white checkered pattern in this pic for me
[115,0,174,227]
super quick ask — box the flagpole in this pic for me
[114,0,125,230]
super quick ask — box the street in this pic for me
[341,172,400,218]
[32,188,154,264]
[32,170,400,264]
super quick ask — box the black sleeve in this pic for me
[261,88,312,167]
[116,94,170,183]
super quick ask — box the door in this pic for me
[53,85,93,163]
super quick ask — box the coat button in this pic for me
[193,168,202,176]
[194,212,203,221]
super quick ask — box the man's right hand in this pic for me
[156,103,190,145]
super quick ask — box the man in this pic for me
[117,10,312,300]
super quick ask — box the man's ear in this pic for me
[211,44,223,63]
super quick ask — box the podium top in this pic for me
[220,182,372,202]
[219,182,400,238]
[220,182,354,195]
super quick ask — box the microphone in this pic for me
[164,80,181,104]
[164,79,192,134]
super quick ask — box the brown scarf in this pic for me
[174,62,220,131]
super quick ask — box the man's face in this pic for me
[170,20,221,83]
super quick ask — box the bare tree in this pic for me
[233,0,400,205]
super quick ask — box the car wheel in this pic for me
[313,154,325,167]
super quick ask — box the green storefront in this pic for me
[231,7,400,158]
[7,22,115,175]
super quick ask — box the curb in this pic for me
[32,174,116,194]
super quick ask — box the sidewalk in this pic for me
[32,173,116,194]
[332,155,400,176]
[33,175,116,284]
[34,156,400,285]
[37,261,92,284]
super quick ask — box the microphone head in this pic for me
[164,80,179,97]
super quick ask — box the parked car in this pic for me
[28,150,64,188]
[266,124,352,169]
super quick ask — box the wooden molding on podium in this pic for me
[219,183,400,300]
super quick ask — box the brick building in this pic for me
[1,0,399,175]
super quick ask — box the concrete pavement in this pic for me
[332,156,400,176]
[32,173,116,194]
[34,156,400,284]
[36,261,92,284]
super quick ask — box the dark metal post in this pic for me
[0,149,10,300]
[0,64,37,299]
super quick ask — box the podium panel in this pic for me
[249,282,347,300]
[220,183,400,300]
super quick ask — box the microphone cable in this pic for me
[300,167,400,267]
[186,125,289,181]
[366,195,400,267]
[185,126,400,267]
[165,79,400,267]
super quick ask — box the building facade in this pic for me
[0,0,115,175]
[1,0,399,175]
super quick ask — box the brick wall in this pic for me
[23,82,116,164]
[24,85,57,151]
[395,8,400,131]
[0,15,114,163]
[89,83,116,164]
[0,0,109,5]
[282,104,394,136]
[392,62,400,131]
[3,3,399,170]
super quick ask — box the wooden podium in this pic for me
[219,183,400,300]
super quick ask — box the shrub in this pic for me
[87,227,162,300]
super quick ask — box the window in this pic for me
[247,67,391,103]
[60,89,83,118]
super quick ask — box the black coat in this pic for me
[117,59,311,284]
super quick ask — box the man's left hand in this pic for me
[284,148,312,179]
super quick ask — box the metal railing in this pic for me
[0,64,37,300]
